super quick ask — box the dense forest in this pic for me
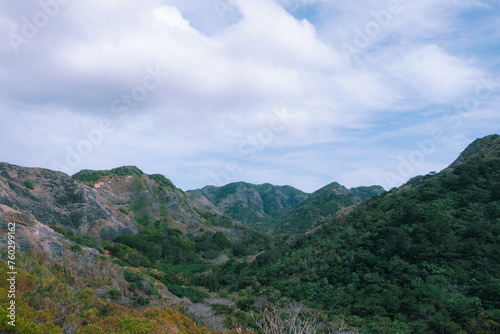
[217,150,500,333]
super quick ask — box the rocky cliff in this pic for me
[0,163,137,243]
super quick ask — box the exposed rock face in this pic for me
[0,165,189,310]
[0,204,88,256]
[0,163,137,242]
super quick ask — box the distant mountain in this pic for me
[191,182,309,231]
[193,181,384,235]
[272,183,385,235]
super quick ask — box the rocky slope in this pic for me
[0,163,137,242]
[0,164,190,310]
[71,166,248,238]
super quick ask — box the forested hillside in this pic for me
[216,135,500,333]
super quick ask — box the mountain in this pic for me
[0,163,269,332]
[272,183,385,235]
[194,181,384,235]
[71,166,233,235]
[192,182,309,231]
[0,163,137,243]
[2,135,500,333]
[219,134,500,333]
[448,134,500,169]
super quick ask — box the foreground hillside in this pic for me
[0,164,267,333]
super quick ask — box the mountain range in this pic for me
[0,134,499,333]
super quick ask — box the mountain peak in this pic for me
[448,134,500,169]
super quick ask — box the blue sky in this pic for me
[0,0,499,192]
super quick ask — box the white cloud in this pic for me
[0,0,498,191]
[389,45,484,103]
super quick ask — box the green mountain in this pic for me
[448,134,500,169]
[193,181,384,235]
[217,134,500,333]
[191,182,309,231]
[272,183,385,235]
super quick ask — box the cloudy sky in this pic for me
[1,0,499,192]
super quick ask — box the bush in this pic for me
[168,285,209,303]
[119,207,129,215]
[135,296,150,306]
[68,233,99,250]
[24,180,34,190]
[70,244,83,253]
[203,250,220,260]
[50,225,68,237]
[149,174,176,190]
[109,289,122,299]
[123,269,143,282]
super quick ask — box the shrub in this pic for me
[203,250,220,260]
[109,289,122,299]
[70,244,83,253]
[68,233,99,250]
[168,285,209,303]
[24,180,34,190]
[119,207,129,215]
[123,269,143,282]
[149,174,176,191]
[50,225,69,237]
[135,296,150,306]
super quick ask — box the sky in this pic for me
[0,0,499,193]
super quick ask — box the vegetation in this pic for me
[72,166,144,186]
[149,174,177,191]
[6,135,500,333]
[214,151,500,333]
[23,180,34,190]
[197,182,384,235]
[271,183,384,235]
[105,213,271,298]
[0,254,220,334]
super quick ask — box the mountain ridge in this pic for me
[448,134,500,169]
[193,180,385,235]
